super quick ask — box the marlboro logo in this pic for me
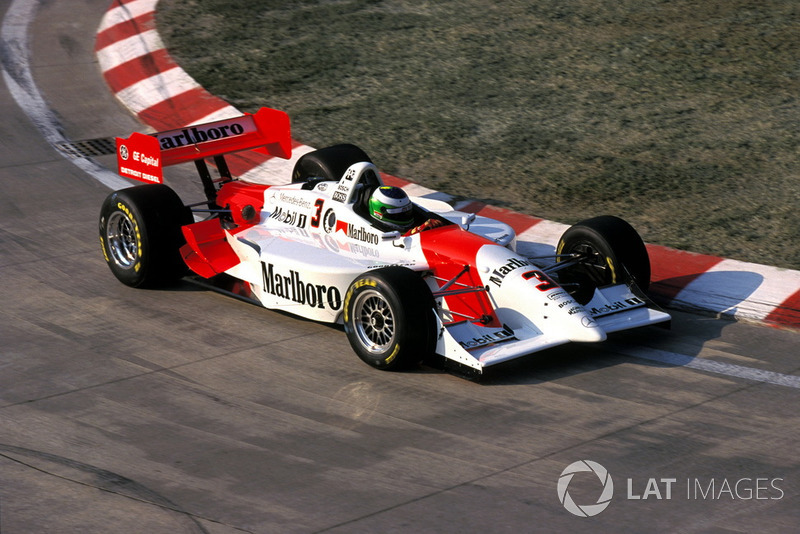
[489,257,533,287]
[261,262,342,310]
[156,116,256,150]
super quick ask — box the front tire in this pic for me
[99,184,193,288]
[343,267,436,371]
[556,215,651,303]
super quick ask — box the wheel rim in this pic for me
[352,289,396,354]
[106,211,139,269]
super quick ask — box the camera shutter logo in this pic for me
[557,460,614,517]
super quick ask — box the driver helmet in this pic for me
[368,186,413,230]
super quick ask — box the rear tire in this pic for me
[99,184,193,288]
[292,144,372,183]
[343,267,436,371]
[556,215,650,303]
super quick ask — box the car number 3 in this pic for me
[310,198,324,228]
[522,270,557,292]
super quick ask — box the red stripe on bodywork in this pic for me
[420,225,501,327]
[216,182,271,226]
[765,289,800,329]
[181,219,241,278]
[647,244,724,303]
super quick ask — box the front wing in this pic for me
[434,283,670,372]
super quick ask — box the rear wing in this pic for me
[115,107,292,184]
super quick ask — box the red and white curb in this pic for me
[96,0,800,329]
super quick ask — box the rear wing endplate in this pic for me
[115,107,292,184]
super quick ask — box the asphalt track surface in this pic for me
[1,1,799,533]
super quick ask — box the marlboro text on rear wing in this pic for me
[116,107,292,184]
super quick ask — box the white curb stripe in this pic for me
[96,29,164,71]
[188,106,247,126]
[517,220,570,256]
[114,66,201,115]
[237,145,317,185]
[671,259,800,321]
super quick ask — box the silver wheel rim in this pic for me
[352,289,396,354]
[106,211,138,269]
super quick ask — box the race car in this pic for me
[99,107,670,375]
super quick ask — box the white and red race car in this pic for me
[99,108,670,375]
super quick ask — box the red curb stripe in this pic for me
[647,244,725,302]
[95,11,156,51]
[459,201,542,236]
[380,173,412,188]
[101,49,177,93]
[765,289,800,329]
[224,152,273,178]
[458,200,486,213]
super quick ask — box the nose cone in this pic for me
[569,325,607,343]
[567,315,607,343]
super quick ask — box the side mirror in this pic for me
[461,213,477,229]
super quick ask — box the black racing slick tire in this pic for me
[99,184,193,288]
[556,215,651,303]
[291,144,372,183]
[343,267,436,371]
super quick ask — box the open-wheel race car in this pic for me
[99,107,670,375]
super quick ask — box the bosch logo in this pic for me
[557,460,614,517]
